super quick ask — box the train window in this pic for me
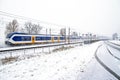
[36,37,41,40]
[36,37,45,40]
[46,37,51,40]
[22,36,31,41]
[6,33,14,38]
[41,37,45,40]
[54,37,58,40]
[60,37,65,40]
[36,36,51,41]
[13,36,22,41]
[12,36,31,41]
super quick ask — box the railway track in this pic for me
[105,41,120,51]
[95,42,120,80]
[0,42,83,60]
[0,42,83,52]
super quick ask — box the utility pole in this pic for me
[46,28,47,35]
[46,28,47,42]
[49,28,51,35]
[68,28,70,44]
[65,28,66,42]
[79,33,80,37]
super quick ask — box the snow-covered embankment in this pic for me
[0,42,101,80]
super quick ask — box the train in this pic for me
[5,32,82,45]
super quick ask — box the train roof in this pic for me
[6,32,82,38]
[6,32,66,38]
[6,32,25,38]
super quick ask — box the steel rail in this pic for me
[0,42,83,52]
[110,41,120,46]
[105,41,120,52]
[106,46,120,61]
[95,45,120,80]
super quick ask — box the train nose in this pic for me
[5,41,9,44]
[5,38,11,45]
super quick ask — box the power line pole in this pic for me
[49,28,51,35]
[65,28,66,42]
[68,27,70,44]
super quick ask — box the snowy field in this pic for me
[0,41,113,80]
[109,40,120,45]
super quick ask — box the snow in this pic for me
[97,44,120,76]
[109,40,120,45]
[107,45,120,59]
[0,41,82,51]
[0,43,82,59]
[77,57,117,80]
[0,41,117,80]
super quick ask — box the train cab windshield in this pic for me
[6,33,14,38]
[6,32,26,38]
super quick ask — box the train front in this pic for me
[5,32,14,45]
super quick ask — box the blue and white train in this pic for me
[5,32,81,45]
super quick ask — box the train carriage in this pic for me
[5,32,66,45]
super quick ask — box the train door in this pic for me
[58,37,60,42]
[51,37,54,43]
[32,36,35,44]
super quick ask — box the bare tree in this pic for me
[5,19,18,35]
[32,24,42,34]
[24,22,42,34]
[24,22,33,34]
[20,27,25,33]
[60,28,66,36]
[112,33,118,40]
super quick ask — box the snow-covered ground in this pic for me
[0,43,82,59]
[96,44,120,79]
[0,41,117,80]
[77,56,117,80]
[109,40,120,45]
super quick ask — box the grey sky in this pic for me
[0,0,120,36]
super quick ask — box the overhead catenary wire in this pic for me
[0,11,70,28]
[0,11,75,35]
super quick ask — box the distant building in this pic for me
[112,33,120,40]
[112,33,118,40]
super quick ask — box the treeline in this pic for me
[5,19,42,35]
[5,19,79,37]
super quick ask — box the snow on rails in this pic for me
[95,41,120,80]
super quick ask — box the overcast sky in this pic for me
[0,0,120,36]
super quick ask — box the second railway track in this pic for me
[95,43,120,80]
